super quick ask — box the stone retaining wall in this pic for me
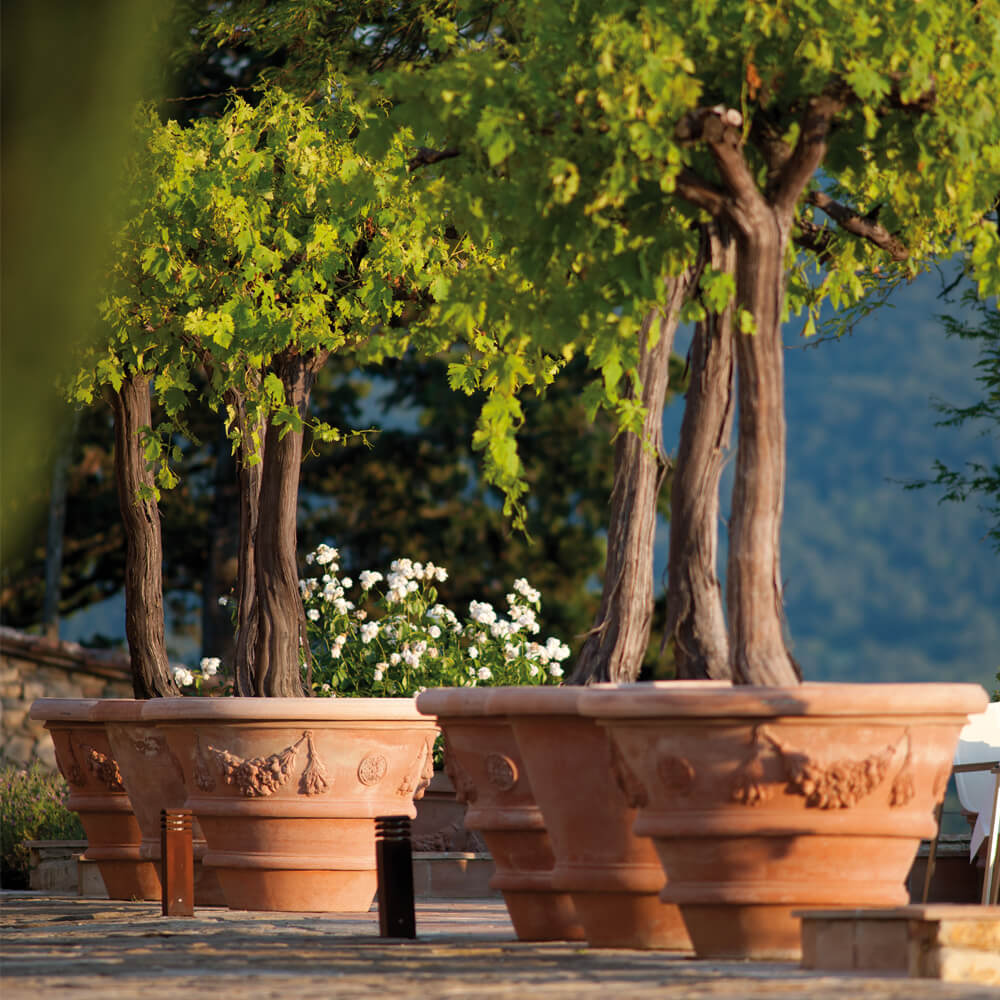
[0,627,132,769]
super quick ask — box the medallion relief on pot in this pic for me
[357,752,388,786]
[208,730,330,797]
[657,749,696,797]
[730,724,917,809]
[485,752,518,791]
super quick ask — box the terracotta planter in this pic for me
[415,687,585,942]
[493,685,732,950]
[95,700,226,906]
[29,698,160,901]
[142,697,437,912]
[579,682,989,960]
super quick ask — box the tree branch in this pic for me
[675,107,761,227]
[772,94,845,225]
[807,190,909,261]
[674,167,729,216]
[408,146,461,171]
[793,219,836,266]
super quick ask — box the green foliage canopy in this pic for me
[74,85,459,484]
[339,0,1000,513]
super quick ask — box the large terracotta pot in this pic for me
[142,697,437,912]
[493,685,732,950]
[29,698,160,901]
[95,700,226,906]
[415,687,585,942]
[578,682,989,960]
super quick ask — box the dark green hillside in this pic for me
[777,277,997,687]
[658,273,997,689]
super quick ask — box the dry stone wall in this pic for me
[0,627,132,769]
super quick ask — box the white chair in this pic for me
[953,702,1000,905]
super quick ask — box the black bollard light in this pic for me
[375,815,416,938]
[160,809,195,917]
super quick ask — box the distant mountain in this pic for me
[659,272,998,691]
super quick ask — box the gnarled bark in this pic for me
[252,348,329,697]
[726,211,800,685]
[230,395,265,697]
[568,273,689,685]
[665,223,735,680]
[109,373,178,698]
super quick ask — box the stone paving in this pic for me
[2,892,998,1000]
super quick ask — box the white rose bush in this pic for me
[300,544,571,697]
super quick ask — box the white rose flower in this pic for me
[361,622,379,643]
[218,596,229,607]
[549,664,564,678]
[373,666,385,682]
[389,652,402,666]
[307,608,320,621]
[477,666,492,681]
[315,544,339,566]
[469,601,497,625]
[467,645,479,659]
[172,666,195,687]
[435,567,448,582]
[341,577,353,589]
[360,570,383,590]
[428,625,441,639]
[199,657,221,677]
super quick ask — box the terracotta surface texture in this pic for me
[141,697,438,912]
[578,682,990,961]
[96,700,225,906]
[29,699,160,901]
[490,685,689,950]
[417,687,586,942]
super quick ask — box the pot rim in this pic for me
[576,681,989,719]
[28,697,101,722]
[140,695,431,723]
[486,679,731,716]
[416,686,496,717]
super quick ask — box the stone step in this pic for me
[798,904,1000,985]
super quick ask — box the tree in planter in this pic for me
[190,0,709,685]
[349,0,1000,685]
[91,86,461,696]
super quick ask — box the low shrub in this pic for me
[0,764,84,888]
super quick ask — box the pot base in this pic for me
[91,857,161,902]
[572,891,690,950]
[500,889,586,941]
[677,903,805,960]
[213,867,377,913]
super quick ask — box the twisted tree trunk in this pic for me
[665,223,735,680]
[568,273,689,684]
[726,211,800,685]
[252,348,329,697]
[230,395,265,697]
[109,373,178,698]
